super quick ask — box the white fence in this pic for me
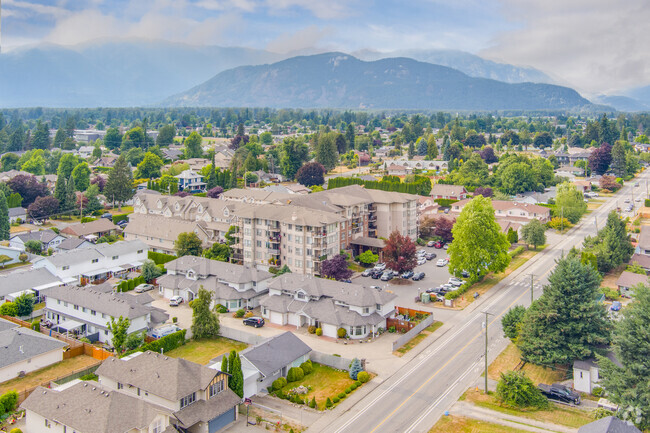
[391,315,435,352]
[219,326,266,345]
[310,351,353,371]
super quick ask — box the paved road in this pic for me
[309,171,649,433]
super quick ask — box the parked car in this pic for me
[611,301,622,311]
[362,269,374,277]
[417,258,427,266]
[434,241,445,248]
[449,277,465,286]
[417,249,427,256]
[425,252,437,260]
[461,270,470,278]
[436,259,447,267]
[134,284,154,293]
[443,243,450,250]
[117,220,129,228]
[538,383,581,405]
[401,270,414,279]
[380,271,394,281]
[374,263,386,271]
[169,295,183,306]
[371,271,383,279]
[243,317,265,328]
[101,212,113,221]
[412,272,425,281]
[426,240,436,247]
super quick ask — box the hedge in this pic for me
[327,175,432,196]
[122,329,186,357]
[112,213,129,224]
[287,367,305,382]
[509,246,525,258]
[148,251,176,265]
[645,199,650,207]
[433,198,459,208]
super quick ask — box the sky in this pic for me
[3,0,650,95]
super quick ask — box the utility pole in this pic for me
[482,311,493,394]
[594,216,598,234]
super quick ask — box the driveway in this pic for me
[150,292,193,331]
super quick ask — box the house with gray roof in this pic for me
[158,255,272,310]
[61,218,118,240]
[260,274,397,339]
[8,207,26,223]
[42,284,168,343]
[227,331,312,398]
[0,266,63,302]
[578,416,641,433]
[9,229,66,252]
[55,237,93,252]
[616,271,648,296]
[0,317,68,383]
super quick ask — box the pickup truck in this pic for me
[537,383,581,405]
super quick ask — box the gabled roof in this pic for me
[241,332,312,377]
[0,318,67,369]
[616,271,648,288]
[96,351,219,401]
[638,226,650,251]
[21,381,171,433]
[11,229,61,244]
[43,240,148,268]
[578,416,641,433]
[629,253,650,269]
[165,255,272,284]
[61,218,118,237]
[0,267,63,297]
[57,237,92,251]
[430,184,467,196]
[8,207,26,217]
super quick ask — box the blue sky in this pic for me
[3,0,650,93]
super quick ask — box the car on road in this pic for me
[417,258,427,266]
[624,199,630,203]
[401,270,414,279]
[611,301,622,311]
[412,272,425,281]
[362,269,374,277]
[374,263,386,271]
[434,241,445,248]
[243,317,265,328]
[134,284,154,293]
[436,258,447,267]
[380,271,394,281]
[425,252,437,260]
[169,295,183,306]
[427,241,436,247]
[635,182,640,187]
[538,383,581,405]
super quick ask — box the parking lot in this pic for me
[354,244,453,308]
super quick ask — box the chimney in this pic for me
[19,345,23,354]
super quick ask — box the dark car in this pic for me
[537,383,581,405]
[425,252,437,260]
[371,270,383,279]
[401,270,414,279]
[412,272,425,281]
[380,271,394,281]
[101,212,113,221]
[117,220,128,228]
[243,317,265,328]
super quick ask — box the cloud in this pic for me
[4,0,70,19]
[265,0,353,20]
[482,0,650,94]
[266,25,332,53]
[195,0,256,12]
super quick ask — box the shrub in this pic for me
[351,383,358,390]
[315,328,323,336]
[300,360,313,375]
[112,213,129,224]
[332,396,340,404]
[592,386,604,397]
[355,381,362,387]
[592,407,614,420]
[433,198,458,208]
[10,429,22,433]
[244,311,254,318]
[287,367,305,383]
[496,371,549,409]
[172,317,178,324]
[234,309,245,318]
[388,326,396,333]
[148,251,176,265]
[357,372,370,383]
[309,397,316,408]
[349,358,363,380]
[272,377,287,390]
[337,327,347,338]
[79,373,98,381]
[215,304,228,313]
[345,387,352,394]
[338,392,346,399]
[509,246,525,258]
[0,302,17,317]
[0,390,19,414]
[122,329,186,357]
[31,321,40,332]
[325,397,332,408]
[308,325,317,334]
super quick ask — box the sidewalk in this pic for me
[450,401,578,433]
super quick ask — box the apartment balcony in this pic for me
[232,253,244,260]
[314,231,327,238]
[368,214,377,222]
[232,242,243,250]
[369,222,377,229]
[268,248,281,255]
[268,235,281,242]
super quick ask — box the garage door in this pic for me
[209,407,236,433]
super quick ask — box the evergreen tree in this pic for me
[31,120,50,150]
[191,287,220,339]
[104,154,134,207]
[221,352,229,374]
[315,132,338,171]
[0,191,9,241]
[345,124,355,150]
[408,141,415,159]
[610,141,627,177]
[54,173,66,209]
[53,128,66,148]
[518,257,610,366]
[416,137,427,156]
[64,175,77,212]
[206,152,218,190]
[427,135,439,159]
[349,358,363,380]
[227,350,244,398]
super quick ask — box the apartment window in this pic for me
[288,234,293,241]
[209,379,225,397]
[296,248,302,255]
[180,392,196,408]
[57,300,61,305]
[296,236,302,243]
[376,304,381,311]
[44,419,51,428]
[137,250,143,254]
[102,313,106,319]
[297,292,305,299]
[296,259,302,267]
[91,258,99,263]
[91,310,96,316]
[82,307,87,313]
[112,255,118,260]
[256,240,262,247]
[244,239,251,247]
[62,265,70,271]
[74,305,79,310]
[256,229,263,236]
[244,228,251,236]
[307,261,312,268]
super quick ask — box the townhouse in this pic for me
[451,199,551,224]
[259,274,397,339]
[158,255,272,309]
[32,240,148,284]
[42,284,168,343]
[22,351,239,433]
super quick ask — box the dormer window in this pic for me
[296,291,305,300]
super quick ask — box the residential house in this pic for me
[636,226,650,255]
[573,352,621,394]
[42,284,168,343]
[628,253,650,273]
[616,271,648,296]
[259,274,397,339]
[451,199,551,223]
[22,351,239,433]
[56,237,94,252]
[32,240,148,284]
[555,166,585,179]
[573,180,592,192]
[60,218,118,241]
[418,197,440,221]
[577,417,641,433]
[226,332,312,398]
[8,207,26,223]
[388,159,448,172]
[77,145,95,158]
[184,158,211,172]
[386,163,412,176]
[176,169,207,193]
[0,266,63,302]
[0,318,67,383]
[158,255,272,309]
[162,147,184,161]
[430,184,468,201]
[94,155,118,167]
[9,229,66,252]
[0,245,26,269]
[0,170,32,182]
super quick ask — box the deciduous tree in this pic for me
[555,181,586,223]
[27,196,59,220]
[502,306,526,342]
[134,152,164,179]
[296,162,325,187]
[175,232,203,257]
[520,219,546,250]
[141,259,163,283]
[321,254,353,281]
[191,287,220,339]
[8,175,49,207]
[588,142,612,175]
[496,371,549,409]
[107,316,130,354]
[383,231,417,274]
[71,162,91,191]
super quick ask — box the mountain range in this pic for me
[1,39,563,108]
[163,52,592,111]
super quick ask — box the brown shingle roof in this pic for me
[616,271,648,288]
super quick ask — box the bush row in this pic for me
[112,213,129,224]
[117,275,146,292]
[148,251,176,265]
[509,246,525,258]
[122,329,186,357]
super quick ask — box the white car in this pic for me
[417,258,427,266]
[374,263,386,271]
[134,284,154,293]
[169,295,184,306]
[436,259,447,267]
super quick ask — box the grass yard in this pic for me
[488,343,568,385]
[280,362,359,410]
[165,338,248,365]
[429,415,529,433]
[0,355,99,395]
[347,262,365,272]
[394,321,444,356]
[463,388,593,429]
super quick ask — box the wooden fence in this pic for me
[386,307,432,334]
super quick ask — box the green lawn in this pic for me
[280,362,360,410]
[395,321,443,356]
[165,337,248,365]
[429,415,529,433]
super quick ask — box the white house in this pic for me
[158,255,272,309]
[10,229,66,252]
[42,283,168,344]
[32,240,148,284]
[0,318,67,383]
[0,267,63,303]
[259,274,397,339]
[8,207,26,223]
